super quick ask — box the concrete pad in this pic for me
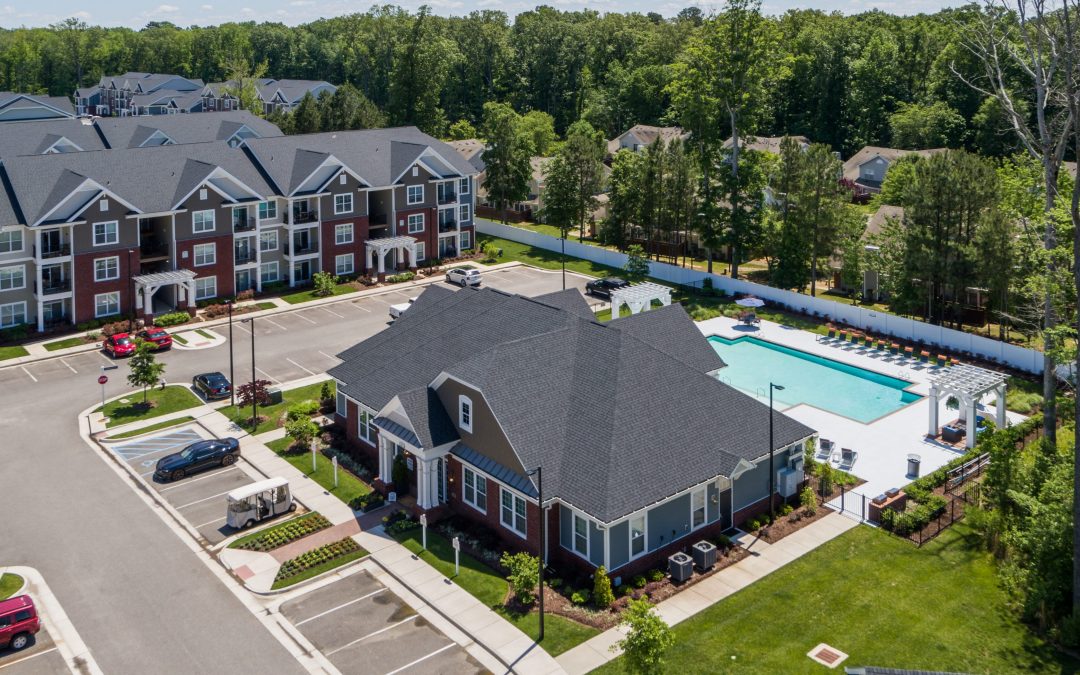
[413,575,460,602]
[713,564,758,591]
[654,602,690,626]
[660,586,713,618]
[739,555,780,577]
[454,602,504,631]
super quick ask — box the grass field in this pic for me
[219,380,330,435]
[0,345,29,361]
[266,436,371,506]
[281,283,357,305]
[0,573,23,599]
[97,386,202,428]
[44,335,92,351]
[391,528,599,656]
[108,415,196,440]
[595,524,1079,675]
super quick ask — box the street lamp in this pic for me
[127,249,136,331]
[768,383,785,524]
[241,317,256,428]
[526,465,544,642]
[226,299,235,407]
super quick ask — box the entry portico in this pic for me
[133,269,197,321]
[365,236,418,281]
[927,365,1007,448]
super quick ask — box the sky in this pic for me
[0,0,969,29]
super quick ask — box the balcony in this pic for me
[438,218,457,233]
[285,242,318,256]
[291,209,319,224]
[37,278,72,295]
[140,237,169,260]
[234,249,257,265]
[370,213,388,226]
[438,190,458,205]
[37,244,71,259]
[233,217,256,233]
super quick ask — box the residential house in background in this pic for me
[203,79,338,116]
[0,92,75,122]
[722,135,810,155]
[0,126,477,332]
[842,146,946,195]
[329,285,815,577]
[607,125,688,156]
[831,204,904,301]
[75,72,205,117]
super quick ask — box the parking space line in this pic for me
[20,366,37,382]
[195,516,227,528]
[285,358,317,376]
[317,351,339,362]
[263,317,287,331]
[158,466,239,492]
[293,312,318,324]
[350,302,371,312]
[0,646,59,671]
[295,589,386,626]
[325,615,418,656]
[256,367,281,385]
[234,322,252,335]
[60,358,78,374]
[384,643,456,675]
[175,488,238,510]
[317,306,344,319]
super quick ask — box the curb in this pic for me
[241,552,372,597]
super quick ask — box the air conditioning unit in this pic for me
[668,552,693,583]
[778,467,800,498]
[789,456,805,476]
[691,541,717,572]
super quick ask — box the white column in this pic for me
[377,248,387,274]
[135,284,143,310]
[928,386,939,436]
[36,299,44,333]
[407,242,417,269]
[417,459,436,510]
[996,385,1007,428]
[966,397,978,449]
[186,281,196,309]
[612,297,622,319]
[378,438,392,483]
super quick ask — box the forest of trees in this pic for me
[0,5,1026,156]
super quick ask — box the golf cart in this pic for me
[226,477,296,529]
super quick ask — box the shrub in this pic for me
[285,415,319,449]
[817,462,835,495]
[235,513,332,551]
[713,534,732,549]
[801,486,818,514]
[647,569,665,583]
[386,271,416,284]
[274,537,362,583]
[101,320,132,336]
[153,311,190,327]
[747,518,761,531]
[312,271,338,297]
[571,590,590,605]
[383,511,418,535]
[348,492,385,512]
[481,240,500,262]
[287,399,320,420]
[781,504,793,517]
[235,289,255,302]
[614,598,675,675]
[202,303,230,318]
[320,381,334,404]
[500,551,540,604]
[593,566,615,608]
[548,577,562,589]
[632,574,647,589]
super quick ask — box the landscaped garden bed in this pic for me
[96,385,203,428]
[228,512,331,551]
[272,537,368,590]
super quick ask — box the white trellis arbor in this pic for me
[610,282,672,317]
[133,270,197,319]
[365,236,418,280]
[928,364,1007,449]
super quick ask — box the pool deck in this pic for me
[697,316,1025,505]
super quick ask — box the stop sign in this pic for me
[98,375,108,385]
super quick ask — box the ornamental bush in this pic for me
[386,271,415,283]
[500,551,540,604]
[801,486,818,514]
[236,513,332,551]
[312,271,338,297]
[593,565,615,608]
[613,598,674,675]
[154,311,191,327]
[274,537,362,583]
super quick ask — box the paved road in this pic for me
[0,267,590,674]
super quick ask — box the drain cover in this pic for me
[807,643,848,669]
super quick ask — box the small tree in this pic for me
[312,271,338,297]
[237,379,272,409]
[623,244,650,281]
[481,240,500,262]
[127,340,165,405]
[801,486,818,514]
[320,381,334,406]
[285,415,319,451]
[593,565,615,608]
[613,598,674,675]
[500,551,540,604]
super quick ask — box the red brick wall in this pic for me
[394,207,437,266]
[320,216,370,276]
[174,233,234,300]
[340,399,379,466]
[73,249,140,324]
[445,455,541,558]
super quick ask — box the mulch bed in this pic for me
[756,505,833,544]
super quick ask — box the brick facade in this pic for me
[320,216,370,277]
[394,206,437,268]
[73,249,140,324]
[174,233,235,301]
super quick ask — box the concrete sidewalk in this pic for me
[555,513,860,675]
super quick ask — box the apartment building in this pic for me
[0,127,477,333]
[202,79,337,115]
[0,92,75,122]
[75,72,206,117]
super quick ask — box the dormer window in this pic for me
[458,395,472,432]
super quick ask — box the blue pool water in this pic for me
[707,336,922,423]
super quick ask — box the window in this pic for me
[0,302,25,328]
[99,199,109,212]
[94,292,119,318]
[414,242,425,262]
[459,177,470,195]
[691,488,706,529]
[501,489,527,536]
[334,193,353,214]
[259,261,278,283]
[193,210,215,233]
[463,466,487,512]
[407,185,424,205]
[258,201,277,221]
[358,407,376,444]
[407,214,424,234]
[260,230,278,252]
[0,230,23,253]
[459,204,470,222]
[573,513,589,557]
[459,231,472,250]
[335,392,346,417]
[0,265,24,291]
[193,243,216,267]
[339,173,347,185]
[630,515,646,558]
[335,254,354,275]
[93,257,118,282]
[195,276,217,300]
[458,395,472,432]
[93,221,118,246]
[199,188,207,200]
[335,223,353,245]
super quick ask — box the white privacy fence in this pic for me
[477,219,1045,374]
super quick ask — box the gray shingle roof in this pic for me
[0,92,75,119]
[258,79,336,104]
[0,119,106,157]
[94,111,281,149]
[608,303,725,372]
[396,387,458,449]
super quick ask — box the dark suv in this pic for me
[192,372,231,400]
[154,437,240,481]
[586,277,630,300]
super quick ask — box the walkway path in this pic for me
[555,513,859,675]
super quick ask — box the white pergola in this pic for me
[928,364,1007,449]
[365,236,418,279]
[611,282,672,317]
[134,270,197,316]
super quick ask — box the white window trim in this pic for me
[0,229,25,254]
[335,391,346,417]
[193,243,216,267]
[193,209,216,233]
[459,231,472,250]
[0,265,26,291]
[335,253,354,276]
[260,230,278,252]
[408,214,425,234]
[459,204,470,222]
[99,199,109,212]
[358,404,377,445]
[407,184,424,205]
[92,221,119,247]
[500,488,528,539]
[259,261,279,283]
[571,512,590,560]
[415,242,426,262]
[0,301,26,328]
[334,193,353,215]
[462,465,487,514]
[258,201,278,221]
[93,257,119,282]
[94,292,120,318]
[195,276,217,300]
[690,487,707,531]
[629,514,648,560]
[459,177,470,194]
[335,223,354,245]
[458,394,472,432]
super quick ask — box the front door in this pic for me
[42,300,66,325]
[293,260,312,284]
[235,269,253,293]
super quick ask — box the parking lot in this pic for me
[0,621,67,674]
[280,569,489,675]
[108,428,263,545]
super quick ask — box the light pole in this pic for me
[526,465,544,642]
[242,317,256,428]
[768,383,785,524]
[560,232,566,291]
[226,299,235,407]
[127,249,136,331]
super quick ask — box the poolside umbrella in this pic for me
[735,296,765,308]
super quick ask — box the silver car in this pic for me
[446,268,482,287]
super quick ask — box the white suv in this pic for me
[446,268,482,287]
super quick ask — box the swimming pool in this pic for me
[707,335,922,423]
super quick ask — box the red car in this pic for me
[0,595,40,651]
[137,327,173,350]
[102,333,137,358]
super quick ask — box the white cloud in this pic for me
[200,3,213,9]
[240,6,254,12]
[147,4,179,14]
[71,10,91,18]
[477,0,502,5]
[289,0,314,5]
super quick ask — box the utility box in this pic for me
[778,467,800,498]
[267,387,283,405]
[691,541,717,572]
[669,552,693,583]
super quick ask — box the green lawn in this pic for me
[108,415,195,440]
[255,301,277,311]
[478,234,624,279]
[0,345,28,361]
[171,333,189,345]
[96,386,203,428]
[281,283,357,305]
[266,437,371,505]
[391,527,599,656]
[195,329,214,340]
[271,547,369,590]
[219,380,330,435]
[0,573,23,599]
[44,335,92,351]
[596,524,1079,675]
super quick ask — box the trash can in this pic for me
[691,541,717,572]
[267,387,283,404]
[906,454,921,478]
[668,552,693,583]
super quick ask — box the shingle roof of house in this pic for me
[608,125,688,154]
[99,72,203,92]
[0,92,75,119]
[93,111,282,149]
[841,146,947,183]
[0,119,106,157]
[446,139,486,172]
[330,286,814,523]
[396,387,459,450]
[722,135,810,154]
[866,205,904,238]
[257,79,336,104]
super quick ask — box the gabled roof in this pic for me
[397,387,458,449]
[722,135,810,155]
[98,72,203,93]
[0,119,106,157]
[608,303,724,372]
[842,146,947,183]
[0,92,75,120]
[94,111,282,149]
[608,125,687,154]
[446,139,486,172]
[256,79,336,105]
